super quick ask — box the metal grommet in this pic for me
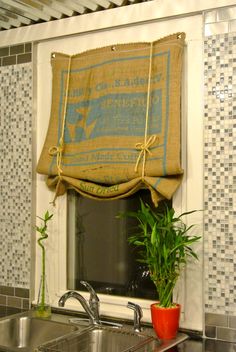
[111,46,116,51]
[51,53,56,58]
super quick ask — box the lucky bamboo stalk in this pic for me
[36,210,53,316]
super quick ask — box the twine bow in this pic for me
[48,141,64,206]
[135,135,157,176]
[48,138,64,176]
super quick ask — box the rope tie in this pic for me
[134,42,157,180]
[48,140,64,175]
[135,135,157,174]
[48,55,72,205]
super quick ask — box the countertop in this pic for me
[0,306,235,352]
[0,305,23,318]
[172,335,236,352]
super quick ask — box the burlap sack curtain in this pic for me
[37,33,185,206]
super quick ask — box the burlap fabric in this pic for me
[37,33,185,206]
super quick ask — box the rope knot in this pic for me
[48,144,64,156]
[135,135,157,174]
[48,140,64,175]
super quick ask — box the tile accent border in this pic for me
[0,43,32,66]
[205,6,236,36]
[0,285,30,310]
[204,338,236,352]
[205,313,236,343]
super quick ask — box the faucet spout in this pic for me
[58,291,99,325]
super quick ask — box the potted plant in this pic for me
[35,210,53,318]
[119,199,201,339]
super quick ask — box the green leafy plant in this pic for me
[36,210,53,317]
[118,199,201,308]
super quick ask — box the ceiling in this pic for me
[0,0,153,31]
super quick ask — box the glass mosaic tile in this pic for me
[0,62,32,288]
[204,32,236,315]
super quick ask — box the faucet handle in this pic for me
[127,301,143,332]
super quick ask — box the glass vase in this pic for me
[35,275,51,318]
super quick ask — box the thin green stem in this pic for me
[36,211,53,310]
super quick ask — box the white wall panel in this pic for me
[36,13,203,331]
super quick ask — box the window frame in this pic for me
[34,189,184,323]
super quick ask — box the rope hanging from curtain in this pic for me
[37,32,185,206]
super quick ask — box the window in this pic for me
[67,190,172,301]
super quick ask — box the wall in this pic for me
[203,7,236,342]
[0,44,32,309]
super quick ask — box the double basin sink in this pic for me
[0,310,187,352]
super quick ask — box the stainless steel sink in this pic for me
[38,325,159,352]
[0,311,79,352]
[0,310,188,352]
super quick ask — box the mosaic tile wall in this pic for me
[0,57,32,294]
[204,6,236,341]
[204,31,236,316]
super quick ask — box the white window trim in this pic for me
[33,5,204,331]
[34,188,184,323]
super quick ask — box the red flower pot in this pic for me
[150,303,181,340]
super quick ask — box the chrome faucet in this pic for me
[127,301,143,332]
[80,280,100,323]
[58,281,100,325]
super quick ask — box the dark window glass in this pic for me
[67,189,171,300]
